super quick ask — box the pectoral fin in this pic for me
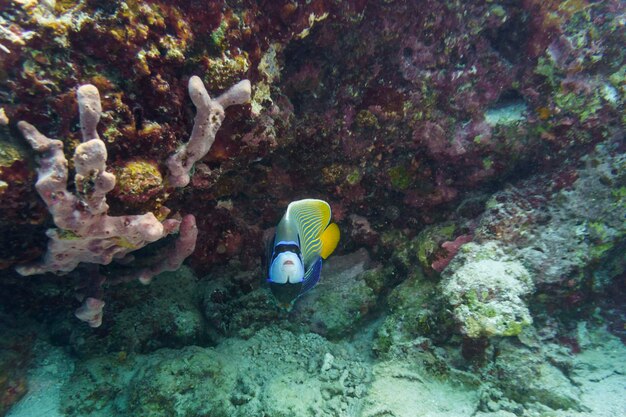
[300,257,323,295]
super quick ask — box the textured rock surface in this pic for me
[199,249,383,341]
[61,266,208,358]
[290,248,378,338]
[441,242,534,338]
[61,327,370,417]
[476,139,626,290]
[361,360,480,417]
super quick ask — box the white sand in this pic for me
[7,342,74,417]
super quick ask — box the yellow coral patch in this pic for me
[115,160,163,197]
[113,236,139,249]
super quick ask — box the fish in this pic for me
[266,199,340,310]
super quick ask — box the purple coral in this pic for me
[15,85,186,277]
[135,214,198,285]
[15,81,211,326]
[166,76,251,187]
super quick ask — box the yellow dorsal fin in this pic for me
[286,199,331,266]
[320,222,340,259]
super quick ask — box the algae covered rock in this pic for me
[441,242,533,339]
[476,139,626,291]
[486,340,583,413]
[61,327,370,417]
[382,222,461,273]
[201,268,279,341]
[373,269,451,357]
[65,266,208,357]
[291,249,379,338]
[127,347,226,417]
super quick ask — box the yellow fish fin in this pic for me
[286,199,331,266]
[320,222,340,259]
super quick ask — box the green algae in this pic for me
[345,168,362,185]
[388,165,412,190]
[416,223,456,269]
[374,271,445,355]
[355,109,379,130]
[0,141,26,167]
[554,90,603,122]
[209,19,229,53]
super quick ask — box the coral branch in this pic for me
[76,84,102,141]
[14,76,250,326]
[166,76,251,187]
[15,85,192,279]
[75,297,105,328]
[136,214,198,284]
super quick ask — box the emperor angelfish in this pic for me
[267,199,340,310]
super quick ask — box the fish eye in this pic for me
[274,243,300,256]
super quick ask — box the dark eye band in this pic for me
[274,244,300,254]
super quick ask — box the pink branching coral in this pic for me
[15,85,185,277]
[166,76,251,187]
[15,76,248,326]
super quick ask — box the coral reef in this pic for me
[419,135,625,343]
[441,242,534,339]
[369,135,625,414]
[61,327,370,417]
[271,0,623,241]
[475,139,626,293]
[1,0,623,277]
[0,1,624,416]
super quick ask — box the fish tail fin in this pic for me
[320,222,340,259]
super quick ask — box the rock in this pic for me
[61,327,370,417]
[493,341,583,412]
[66,266,208,357]
[441,242,533,338]
[290,249,378,338]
